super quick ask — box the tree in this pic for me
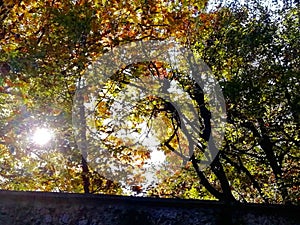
[0,0,209,194]
[0,0,298,204]
[149,1,299,204]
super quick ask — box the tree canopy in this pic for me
[0,0,299,204]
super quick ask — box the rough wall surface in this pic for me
[0,191,299,225]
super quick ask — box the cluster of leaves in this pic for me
[0,0,209,194]
[0,0,298,204]
[151,1,299,204]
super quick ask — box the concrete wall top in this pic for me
[0,190,299,225]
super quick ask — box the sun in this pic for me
[32,128,54,146]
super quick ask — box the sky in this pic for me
[206,0,286,11]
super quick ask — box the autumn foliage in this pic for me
[0,0,299,204]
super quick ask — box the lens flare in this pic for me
[32,128,54,146]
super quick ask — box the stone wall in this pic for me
[0,190,299,225]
